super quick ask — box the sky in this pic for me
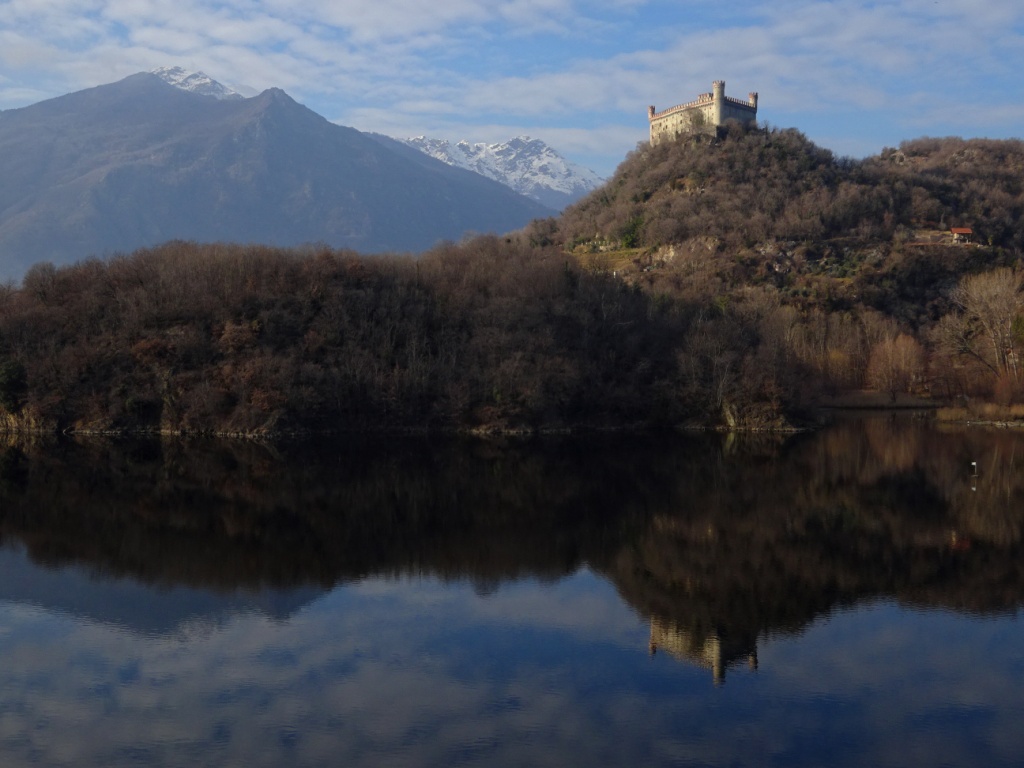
[1,0,1023,178]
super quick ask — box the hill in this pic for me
[0,74,551,279]
[552,126,1024,323]
[0,122,1023,435]
[535,124,1024,413]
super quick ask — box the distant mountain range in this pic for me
[399,136,603,210]
[150,67,602,209]
[0,69,553,279]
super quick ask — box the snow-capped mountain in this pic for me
[150,66,244,100]
[401,136,603,211]
[148,69,599,209]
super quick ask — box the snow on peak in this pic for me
[401,135,604,210]
[150,66,244,100]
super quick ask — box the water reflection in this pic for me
[0,418,1021,766]
[648,616,758,686]
[1,420,1023,641]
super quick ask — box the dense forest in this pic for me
[0,122,1022,435]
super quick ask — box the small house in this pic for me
[951,227,973,244]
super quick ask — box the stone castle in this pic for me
[648,80,758,145]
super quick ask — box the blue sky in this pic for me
[1,0,1022,177]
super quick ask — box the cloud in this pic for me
[1,1,1022,175]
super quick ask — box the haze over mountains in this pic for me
[0,70,553,280]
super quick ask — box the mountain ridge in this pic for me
[401,135,603,210]
[147,66,597,211]
[0,73,551,278]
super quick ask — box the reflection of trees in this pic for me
[607,417,1024,679]
[1,419,1024,675]
[0,434,665,591]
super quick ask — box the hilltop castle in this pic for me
[648,81,758,145]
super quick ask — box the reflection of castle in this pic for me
[648,617,758,685]
[648,80,758,145]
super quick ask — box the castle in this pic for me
[648,617,758,686]
[648,81,758,145]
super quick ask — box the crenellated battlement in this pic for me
[724,94,755,108]
[649,92,714,121]
[648,81,758,145]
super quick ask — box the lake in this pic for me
[0,416,1021,767]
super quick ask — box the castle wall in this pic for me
[648,102,717,144]
[721,99,757,124]
[649,82,757,145]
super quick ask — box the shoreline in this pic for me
[3,392,1024,441]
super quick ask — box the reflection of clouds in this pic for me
[345,570,644,647]
[0,580,1022,766]
[469,572,645,644]
[0,543,325,637]
[756,602,1024,766]
[0,571,652,767]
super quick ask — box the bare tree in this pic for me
[866,334,924,401]
[950,268,1024,382]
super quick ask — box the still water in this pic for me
[0,416,1021,767]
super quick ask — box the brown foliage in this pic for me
[866,334,925,401]
[0,240,714,433]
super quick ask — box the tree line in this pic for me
[0,239,695,434]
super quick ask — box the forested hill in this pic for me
[547,127,1024,328]
[556,126,1024,256]
[0,124,1023,436]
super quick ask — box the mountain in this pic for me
[0,73,552,279]
[150,65,245,100]
[400,136,603,211]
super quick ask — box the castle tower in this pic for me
[749,92,759,109]
[712,80,725,127]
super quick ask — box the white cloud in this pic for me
[0,572,660,767]
[1,0,1022,175]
